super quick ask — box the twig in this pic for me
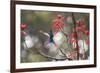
[72,13,79,60]
[36,47,67,61]
[59,48,72,60]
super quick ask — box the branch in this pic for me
[72,13,79,60]
[36,47,67,61]
[59,48,72,60]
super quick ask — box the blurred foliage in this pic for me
[21,10,89,32]
[26,54,48,62]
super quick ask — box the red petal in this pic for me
[80,21,84,25]
[81,28,86,33]
[60,17,65,21]
[84,30,89,35]
[76,20,80,25]
[21,31,27,36]
[57,14,63,19]
[81,24,86,30]
[52,25,59,29]
[70,39,76,43]
[70,33,77,38]
[52,21,63,29]
[76,20,85,26]
[52,19,59,23]
[21,23,27,30]
[76,26,81,31]
[86,40,89,45]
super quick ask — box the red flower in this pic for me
[52,24,59,29]
[52,23,63,32]
[76,26,81,31]
[21,23,28,30]
[86,39,89,45]
[52,14,65,33]
[81,25,86,30]
[60,17,65,21]
[57,14,65,21]
[57,14,63,19]
[84,30,89,36]
[80,28,85,33]
[70,39,76,43]
[76,19,85,26]
[76,20,80,25]
[70,33,77,38]
[52,19,63,30]
[52,19,59,23]
[21,31,27,36]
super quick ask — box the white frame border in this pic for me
[15,4,94,69]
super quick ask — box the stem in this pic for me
[37,47,67,60]
[59,48,72,60]
[72,13,79,60]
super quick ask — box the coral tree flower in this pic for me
[86,39,89,45]
[21,23,28,30]
[75,19,89,36]
[57,14,62,19]
[52,15,65,33]
[70,33,77,38]
[76,19,85,26]
[21,31,27,36]
[57,14,65,21]
[84,30,89,36]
